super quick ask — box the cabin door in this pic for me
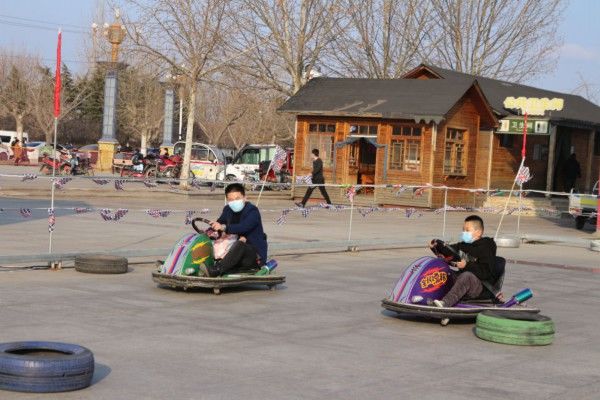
[348,138,376,194]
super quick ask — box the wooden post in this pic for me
[291,119,298,200]
[585,129,595,192]
[597,168,600,234]
[487,130,494,191]
[545,124,557,196]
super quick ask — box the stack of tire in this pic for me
[0,342,94,393]
[75,255,128,274]
[475,311,555,346]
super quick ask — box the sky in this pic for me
[1,0,600,102]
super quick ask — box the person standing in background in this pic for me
[296,148,332,208]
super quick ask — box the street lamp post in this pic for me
[97,9,126,172]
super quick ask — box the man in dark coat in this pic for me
[296,148,332,208]
[200,183,268,277]
[563,153,582,192]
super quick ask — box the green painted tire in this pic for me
[476,311,554,335]
[475,327,554,346]
[475,311,554,346]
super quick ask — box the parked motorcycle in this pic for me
[39,152,71,175]
[144,154,182,179]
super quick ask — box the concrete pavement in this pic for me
[1,164,600,399]
[0,247,599,399]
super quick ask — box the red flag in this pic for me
[521,112,528,158]
[53,29,62,118]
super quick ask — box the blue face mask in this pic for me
[228,199,245,213]
[461,231,475,243]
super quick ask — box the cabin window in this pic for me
[444,128,467,175]
[349,124,378,136]
[389,125,422,172]
[306,123,335,167]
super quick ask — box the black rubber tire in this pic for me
[0,341,94,393]
[75,255,128,274]
[475,311,555,346]
[575,216,586,230]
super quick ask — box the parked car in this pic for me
[23,141,47,164]
[77,144,99,165]
[0,146,9,161]
[173,141,226,181]
[569,180,599,229]
[0,130,30,159]
[217,144,293,182]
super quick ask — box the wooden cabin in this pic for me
[279,78,498,207]
[279,66,600,208]
[404,65,600,196]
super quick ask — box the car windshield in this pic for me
[236,147,276,164]
[25,142,44,147]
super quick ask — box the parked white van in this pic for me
[0,130,30,160]
[217,144,278,181]
[173,141,226,181]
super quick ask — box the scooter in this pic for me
[152,217,285,294]
[39,152,71,175]
[144,155,182,179]
[120,159,153,178]
[381,240,539,325]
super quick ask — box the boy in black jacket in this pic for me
[199,183,268,277]
[431,215,497,311]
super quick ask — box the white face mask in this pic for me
[228,199,245,213]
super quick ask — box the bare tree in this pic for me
[572,72,600,105]
[123,0,233,186]
[29,64,91,144]
[234,0,346,96]
[0,52,38,141]
[195,82,249,145]
[327,0,431,78]
[426,0,565,82]
[118,68,165,152]
[222,90,294,150]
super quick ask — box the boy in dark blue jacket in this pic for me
[199,183,268,277]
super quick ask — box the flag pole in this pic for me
[49,29,62,254]
[495,112,527,240]
[255,161,272,207]
[49,116,58,253]
[516,112,528,236]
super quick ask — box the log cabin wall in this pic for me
[292,88,496,208]
[293,116,433,207]
[430,88,491,208]
[593,131,600,190]
[489,134,549,191]
[374,120,432,208]
[538,126,595,193]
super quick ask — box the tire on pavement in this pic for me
[0,341,94,393]
[75,254,128,274]
[475,311,554,346]
[495,236,520,248]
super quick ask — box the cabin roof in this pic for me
[404,64,600,127]
[278,77,491,125]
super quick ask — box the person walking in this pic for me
[296,148,332,208]
[11,139,23,166]
[563,153,582,192]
